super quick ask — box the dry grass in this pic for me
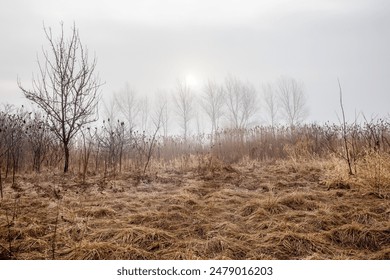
[0,158,389,260]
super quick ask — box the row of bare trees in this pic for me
[99,74,308,151]
[173,75,308,142]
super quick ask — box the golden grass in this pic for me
[0,158,389,260]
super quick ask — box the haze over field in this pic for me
[1,1,390,262]
[1,0,390,125]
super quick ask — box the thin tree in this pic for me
[224,75,257,129]
[142,100,165,174]
[18,22,102,172]
[200,79,225,138]
[139,96,149,133]
[262,82,279,127]
[173,80,194,141]
[155,91,169,138]
[277,76,308,127]
[114,83,139,134]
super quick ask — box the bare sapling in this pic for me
[338,79,354,175]
[80,127,94,183]
[143,103,164,174]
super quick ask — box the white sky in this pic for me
[1,0,389,124]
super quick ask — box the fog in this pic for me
[1,0,390,130]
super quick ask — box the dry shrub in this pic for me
[196,153,225,174]
[283,138,315,163]
[322,156,360,190]
[357,151,390,195]
[324,151,390,196]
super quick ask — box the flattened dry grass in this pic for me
[0,159,389,260]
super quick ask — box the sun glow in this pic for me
[185,73,199,88]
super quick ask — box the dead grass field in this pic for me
[0,158,389,260]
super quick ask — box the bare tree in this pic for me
[194,103,203,136]
[173,80,194,141]
[102,96,117,123]
[200,79,225,137]
[277,76,308,127]
[18,23,102,172]
[262,82,279,127]
[224,75,258,129]
[114,83,139,134]
[142,100,165,173]
[155,91,170,138]
[139,96,149,133]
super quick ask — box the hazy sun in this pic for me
[185,73,199,88]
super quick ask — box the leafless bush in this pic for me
[25,112,54,173]
[0,107,29,197]
[97,119,126,178]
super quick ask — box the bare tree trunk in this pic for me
[119,143,123,173]
[12,157,16,185]
[5,151,10,178]
[173,80,194,142]
[95,143,100,173]
[64,143,69,173]
[143,128,159,174]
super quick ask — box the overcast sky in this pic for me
[1,0,389,124]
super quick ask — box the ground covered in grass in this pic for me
[0,159,389,259]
